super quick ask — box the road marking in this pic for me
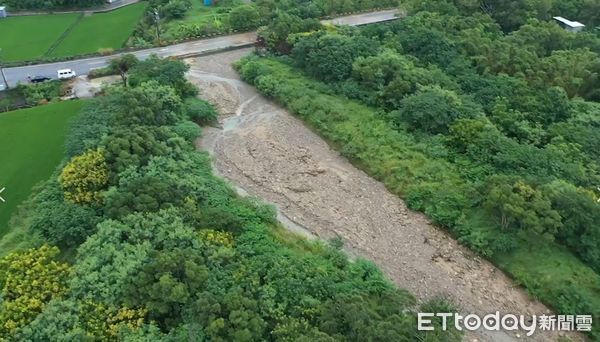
[0,187,5,203]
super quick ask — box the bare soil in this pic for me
[71,75,120,98]
[185,49,579,342]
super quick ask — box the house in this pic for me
[0,6,7,18]
[553,16,585,32]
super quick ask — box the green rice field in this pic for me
[0,3,146,62]
[0,14,79,62]
[50,3,147,57]
[0,100,83,236]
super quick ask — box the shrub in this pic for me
[162,0,190,19]
[229,5,261,31]
[173,121,201,142]
[185,98,218,125]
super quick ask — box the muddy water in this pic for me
[186,49,577,342]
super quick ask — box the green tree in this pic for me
[160,0,191,20]
[229,5,261,31]
[395,85,478,134]
[100,126,187,179]
[69,210,199,303]
[17,299,147,340]
[128,55,197,98]
[112,81,184,127]
[536,49,600,99]
[483,176,562,238]
[257,13,322,53]
[185,97,218,125]
[109,54,139,86]
[59,149,109,205]
[30,179,102,248]
[292,32,379,82]
[0,246,70,336]
[125,247,209,328]
[542,181,600,271]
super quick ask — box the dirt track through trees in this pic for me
[186,49,578,342]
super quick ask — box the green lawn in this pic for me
[0,101,83,237]
[51,2,147,57]
[0,14,79,62]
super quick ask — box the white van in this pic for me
[57,69,76,80]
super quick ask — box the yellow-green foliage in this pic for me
[79,301,147,340]
[198,229,234,248]
[59,149,108,204]
[0,245,70,335]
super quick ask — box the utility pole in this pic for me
[153,9,161,45]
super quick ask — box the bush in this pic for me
[173,121,201,142]
[395,86,471,134]
[97,48,115,56]
[185,98,218,125]
[161,0,191,20]
[17,81,63,105]
[228,5,261,31]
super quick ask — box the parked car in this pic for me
[30,76,51,83]
[57,69,76,80]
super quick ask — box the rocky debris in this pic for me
[185,50,583,342]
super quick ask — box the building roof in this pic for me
[0,6,5,10]
[553,16,585,28]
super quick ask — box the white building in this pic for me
[553,16,585,32]
[0,6,7,18]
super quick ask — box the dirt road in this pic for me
[186,49,577,342]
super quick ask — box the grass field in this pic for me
[0,14,80,62]
[51,2,147,57]
[0,3,146,62]
[0,100,83,237]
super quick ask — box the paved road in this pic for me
[0,10,398,88]
[321,9,398,26]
